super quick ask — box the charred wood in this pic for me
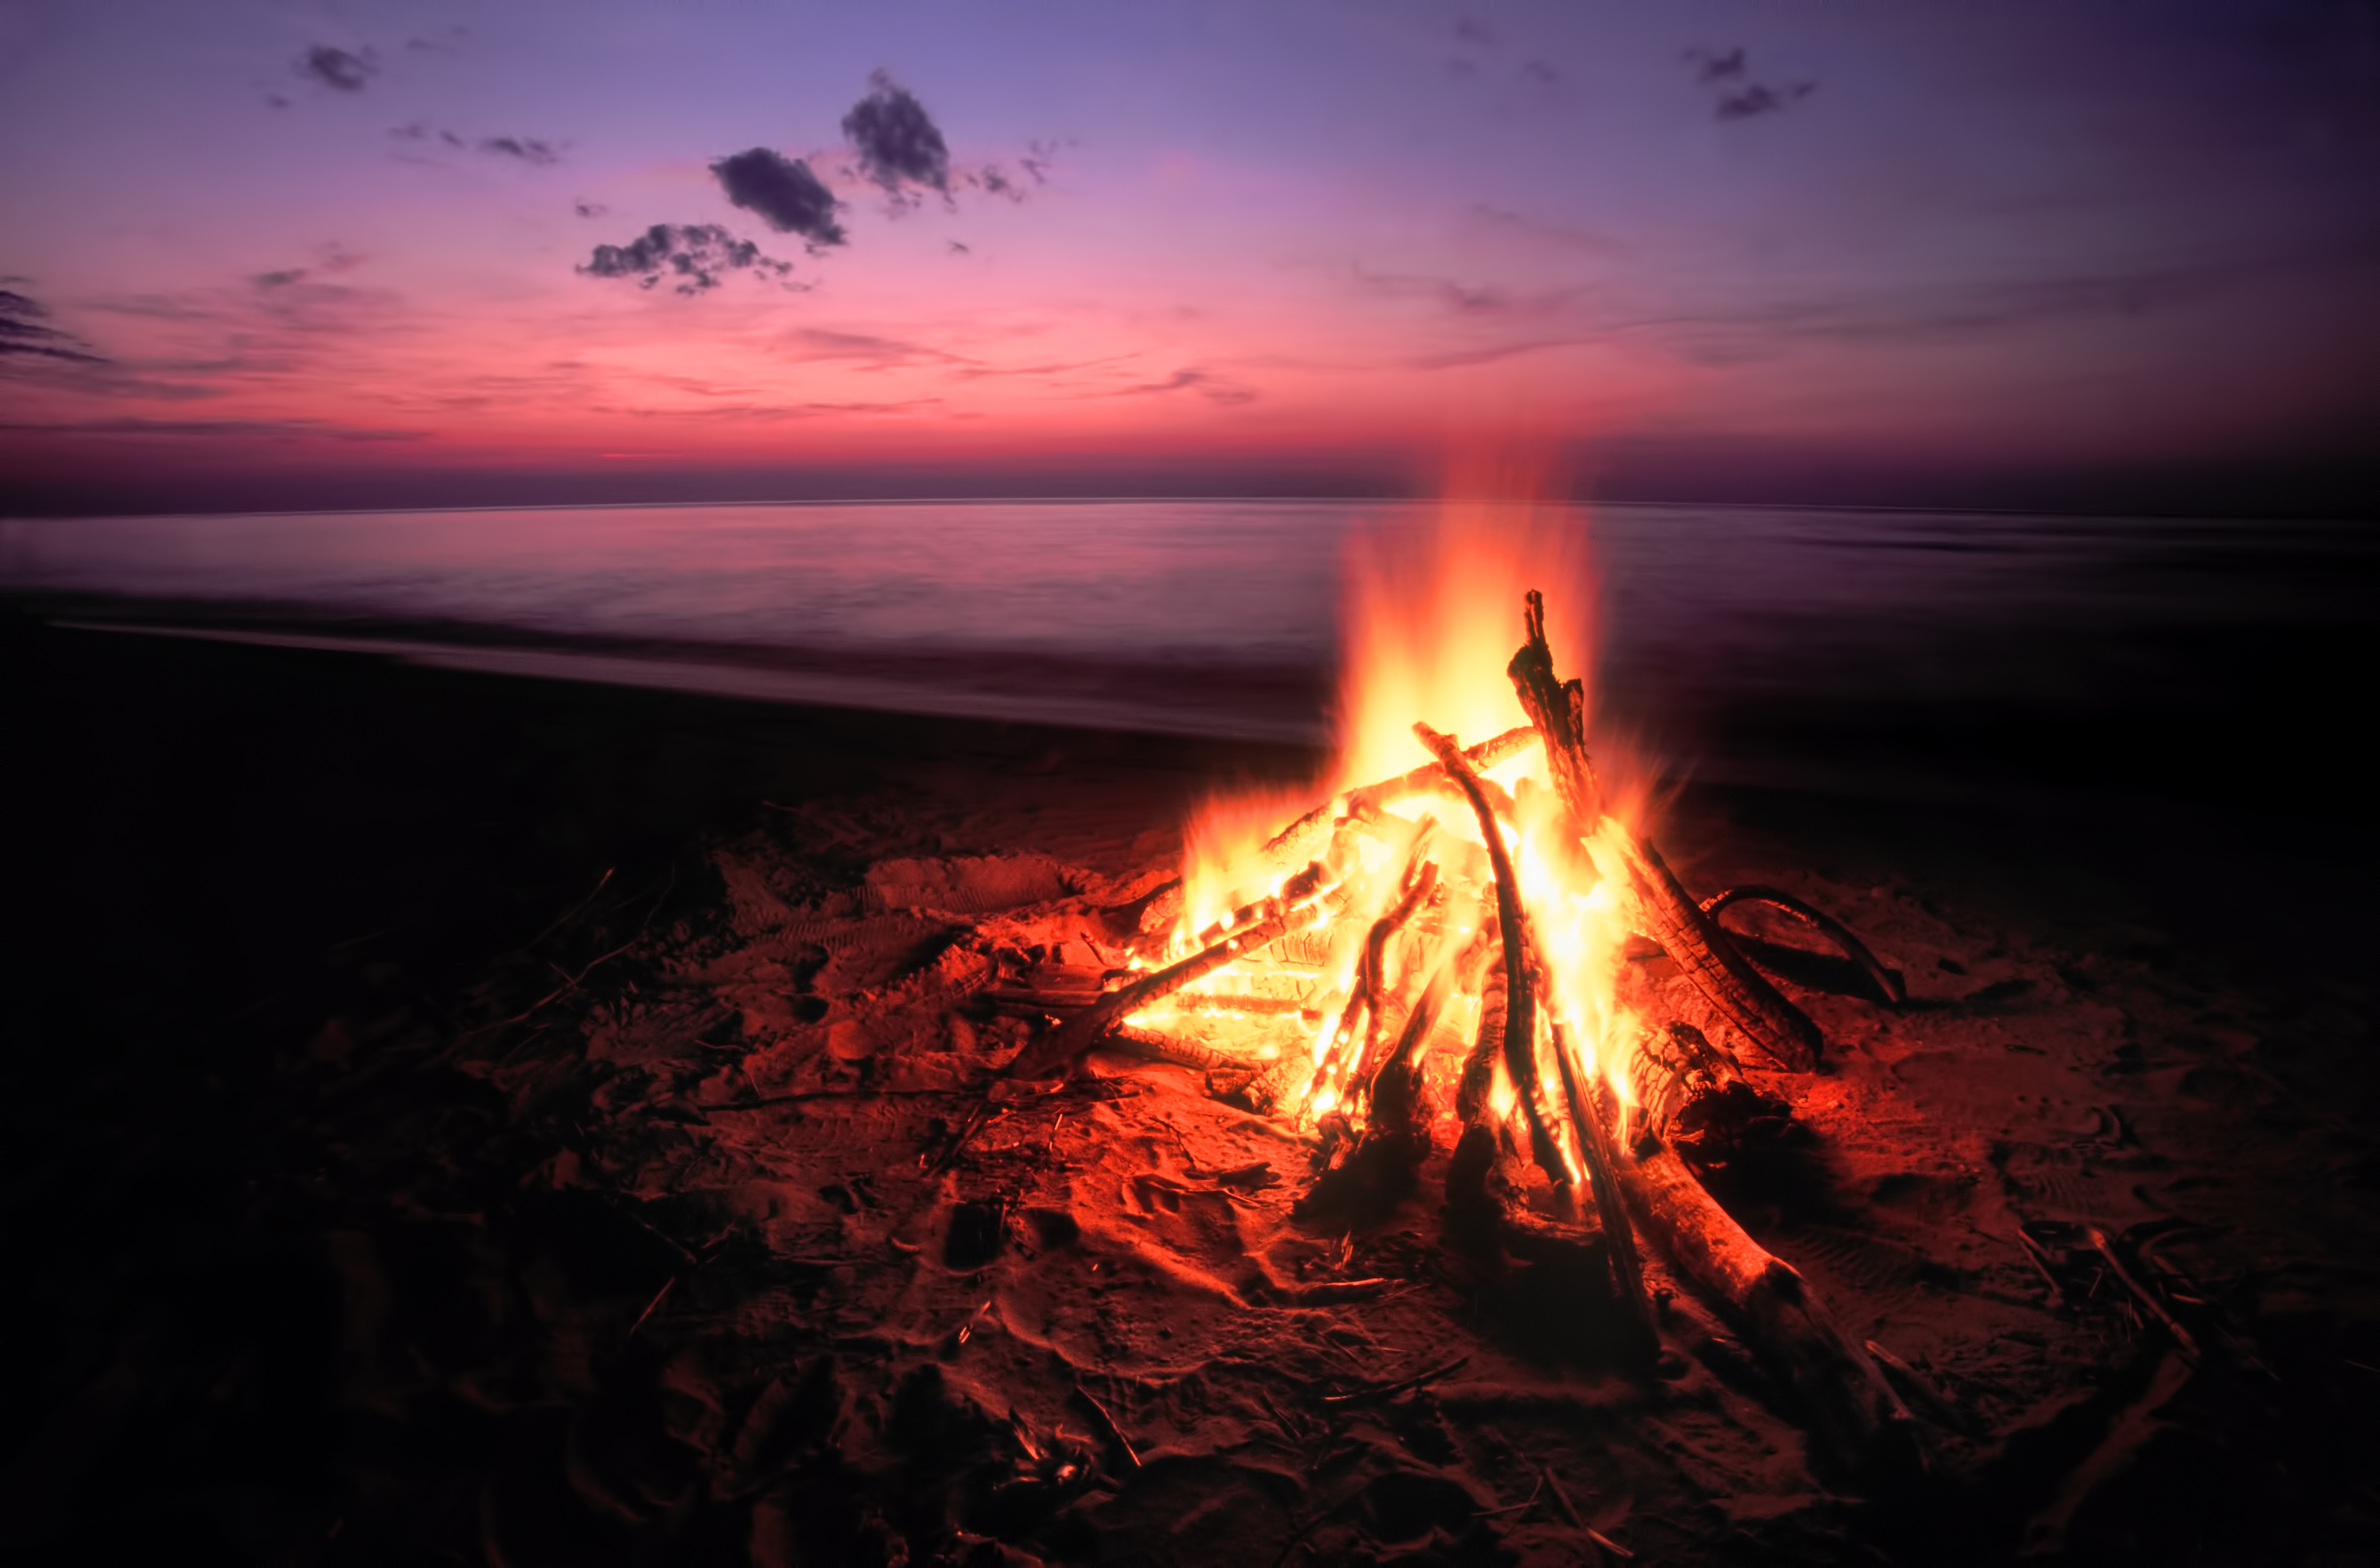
[1414,722,1570,1200]
[1552,1025,1658,1360]
[1626,1021,1792,1168]
[1610,831,1824,1072]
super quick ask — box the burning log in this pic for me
[1616,1137,1920,1483]
[1610,832,1823,1073]
[1008,860,1334,1080]
[1307,836,1439,1116]
[1507,587,1820,1072]
[1413,723,1565,1195]
[1136,726,1538,938]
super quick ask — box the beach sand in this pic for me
[2,611,2375,1566]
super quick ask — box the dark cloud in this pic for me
[481,135,561,166]
[948,240,972,256]
[841,70,950,193]
[709,149,846,246]
[297,44,375,92]
[392,120,467,148]
[1683,47,1813,121]
[1521,60,1561,87]
[580,223,795,295]
[1455,17,1495,45]
[574,199,609,219]
[1686,46,1746,83]
[0,287,105,364]
[254,269,307,289]
[1717,81,1816,120]
[393,122,563,164]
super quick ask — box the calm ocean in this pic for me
[2,498,2369,807]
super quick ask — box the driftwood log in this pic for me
[1618,1137,1920,1483]
[1703,885,1907,1006]
[1625,1021,1790,1168]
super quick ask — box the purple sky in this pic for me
[2,0,2375,514]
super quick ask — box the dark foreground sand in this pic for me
[2,612,2375,1566]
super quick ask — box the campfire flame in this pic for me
[1133,484,1634,1160]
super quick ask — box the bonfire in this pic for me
[980,521,1926,1481]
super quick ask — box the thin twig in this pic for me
[627,1275,677,1337]
[1073,1384,1142,1469]
[2088,1226,2202,1363]
[1320,1355,1469,1406]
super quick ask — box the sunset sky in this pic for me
[2,0,2375,514]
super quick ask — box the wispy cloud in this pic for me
[1682,46,1815,121]
[0,287,105,365]
[297,45,375,93]
[580,224,796,294]
[778,328,968,371]
[392,122,565,165]
[0,415,421,442]
[1092,367,1257,406]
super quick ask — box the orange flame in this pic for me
[1335,451,1595,789]
[1152,448,1639,1144]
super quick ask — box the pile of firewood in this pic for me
[1000,591,1921,1485]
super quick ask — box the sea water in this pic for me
[2,498,2369,805]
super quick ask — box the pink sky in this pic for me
[2,0,2374,512]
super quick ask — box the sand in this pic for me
[2,611,2375,1566]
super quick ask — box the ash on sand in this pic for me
[3,617,2377,1567]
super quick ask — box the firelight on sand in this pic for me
[996,484,1924,1479]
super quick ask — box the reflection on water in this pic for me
[3,499,2371,803]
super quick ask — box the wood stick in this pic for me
[1263,725,1541,862]
[1313,853,1437,1112]
[1107,1026,1271,1073]
[1455,945,1507,1126]
[1505,589,1602,829]
[1552,1024,1658,1361]
[1606,828,1824,1072]
[1137,727,1540,938]
[1008,861,1331,1079]
[2087,1226,2203,1364]
[1504,587,1817,1067]
[1415,723,1568,1196]
[1615,1137,1920,1485]
[1703,885,1906,1005]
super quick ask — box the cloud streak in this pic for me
[0,288,105,364]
